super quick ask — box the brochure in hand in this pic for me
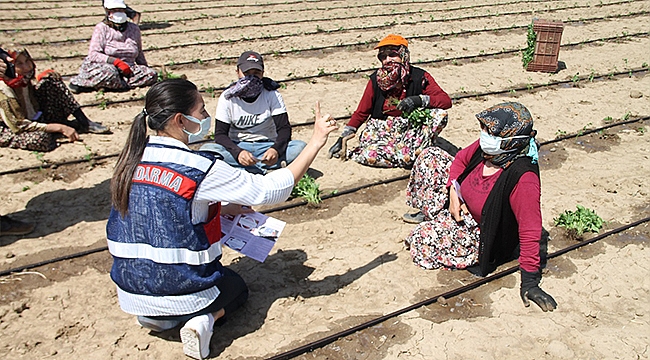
[220,211,286,262]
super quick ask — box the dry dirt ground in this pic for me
[1,0,649,359]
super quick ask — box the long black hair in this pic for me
[111,79,200,215]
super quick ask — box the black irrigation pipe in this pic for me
[266,215,650,360]
[0,67,645,177]
[0,0,473,30]
[16,0,552,45]
[0,120,648,277]
[48,10,645,80]
[73,32,648,110]
[24,0,640,61]
[147,12,647,69]
[1,0,322,19]
[0,66,640,177]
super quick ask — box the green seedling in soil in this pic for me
[84,145,94,163]
[603,116,613,123]
[588,69,596,82]
[22,185,30,192]
[521,22,536,68]
[622,111,631,121]
[571,73,580,84]
[555,129,567,137]
[404,108,433,128]
[642,62,649,68]
[636,127,646,134]
[291,174,322,205]
[577,122,592,136]
[31,151,46,170]
[554,205,604,238]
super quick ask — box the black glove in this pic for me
[397,95,430,114]
[328,137,344,159]
[520,270,557,312]
[327,126,356,159]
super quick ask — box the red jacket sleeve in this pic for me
[510,172,542,273]
[422,71,452,110]
[347,80,374,129]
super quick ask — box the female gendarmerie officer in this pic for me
[106,78,338,359]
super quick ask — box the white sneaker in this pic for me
[180,314,213,359]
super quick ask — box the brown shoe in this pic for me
[0,216,35,236]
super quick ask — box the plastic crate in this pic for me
[526,20,564,73]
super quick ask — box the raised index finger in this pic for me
[315,101,321,121]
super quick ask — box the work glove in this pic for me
[112,58,133,76]
[396,95,430,114]
[328,125,356,159]
[520,269,557,312]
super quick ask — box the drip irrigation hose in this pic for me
[0,117,647,275]
[2,0,466,22]
[0,69,645,177]
[16,0,551,46]
[265,215,650,360]
[0,0,471,31]
[24,0,641,61]
[0,246,108,278]
[73,33,648,109]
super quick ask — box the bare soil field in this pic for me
[1,0,649,359]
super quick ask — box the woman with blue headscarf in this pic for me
[404,102,557,312]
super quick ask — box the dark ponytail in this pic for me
[111,79,200,215]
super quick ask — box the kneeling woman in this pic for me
[404,102,557,312]
[107,79,337,359]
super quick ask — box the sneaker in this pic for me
[137,316,181,333]
[68,83,93,94]
[402,211,425,224]
[87,121,112,134]
[0,216,35,236]
[180,315,213,359]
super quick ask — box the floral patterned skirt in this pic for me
[347,108,448,168]
[0,126,58,152]
[404,146,481,270]
[70,60,157,91]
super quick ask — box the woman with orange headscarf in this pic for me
[328,34,452,168]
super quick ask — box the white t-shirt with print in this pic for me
[215,89,287,142]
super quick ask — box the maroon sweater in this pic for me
[448,140,542,273]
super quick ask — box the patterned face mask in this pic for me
[222,75,264,100]
[375,45,411,92]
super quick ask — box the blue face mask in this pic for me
[479,131,528,155]
[182,114,212,143]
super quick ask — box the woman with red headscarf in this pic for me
[0,47,109,152]
[327,34,452,168]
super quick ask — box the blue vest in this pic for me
[106,139,224,316]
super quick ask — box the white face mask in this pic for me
[479,130,528,155]
[182,114,212,143]
[108,12,128,24]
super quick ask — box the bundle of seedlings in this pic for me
[554,204,604,239]
[291,174,322,205]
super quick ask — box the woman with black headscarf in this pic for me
[69,0,156,93]
[327,34,452,168]
[404,102,557,312]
